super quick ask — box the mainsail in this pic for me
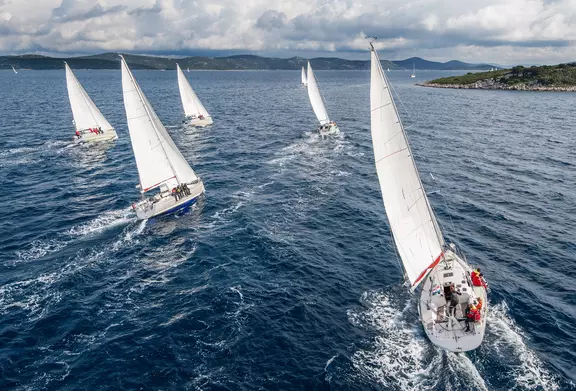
[370,46,444,288]
[121,56,199,192]
[176,63,210,119]
[65,62,113,132]
[301,66,307,85]
[306,62,330,125]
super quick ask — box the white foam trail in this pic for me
[67,207,134,237]
[445,352,489,391]
[487,302,559,390]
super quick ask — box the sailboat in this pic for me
[410,63,416,78]
[301,66,307,86]
[176,63,213,127]
[306,61,339,136]
[369,42,488,352]
[64,62,118,144]
[11,65,17,74]
[120,56,205,220]
[187,67,190,73]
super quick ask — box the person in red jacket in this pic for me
[471,268,487,289]
[465,304,480,332]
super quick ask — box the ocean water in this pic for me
[0,67,574,391]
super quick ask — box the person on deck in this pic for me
[172,187,178,201]
[471,268,487,289]
[198,114,204,120]
[465,304,481,332]
[98,126,103,134]
[447,285,461,317]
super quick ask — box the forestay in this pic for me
[65,62,113,132]
[176,64,210,119]
[369,47,444,289]
[306,62,330,125]
[301,66,307,85]
[121,56,199,192]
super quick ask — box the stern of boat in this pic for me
[187,117,213,127]
[134,179,205,220]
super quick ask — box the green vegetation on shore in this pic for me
[427,63,576,87]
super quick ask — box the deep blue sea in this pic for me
[0,67,574,391]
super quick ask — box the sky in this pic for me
[0,0,575,65]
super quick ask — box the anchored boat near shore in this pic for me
[120,56,205,220]
[64,62,118,144]
[369,41,487,352]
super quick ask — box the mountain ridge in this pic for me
[0,53,497,71]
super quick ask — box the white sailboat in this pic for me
[120,56,205,220]
[301,66,307,86]
[369,42,487,352]
[176,63,213,127]
[410,63,416,78]
[11,65,17,74]
[187,67,190,73]
[306,61,339,136]
[64,62,118,144]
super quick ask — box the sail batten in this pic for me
[65,62,113,132]
[176,64,210,119]
[121,56,199,192]
[306,62,330,125]
[370,47,444,289]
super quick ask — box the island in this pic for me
[419,63,576,91]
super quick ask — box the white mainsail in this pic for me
[306,61,330,125]
[370,47,444,288]
[301,66,307,85]
[121,56,199,192]
[12,65,17,74]
[176,63,210,119]
[65,62,113,132]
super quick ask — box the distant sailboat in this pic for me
[301,66,307,86]
[11,65,17,74]
[387,67,390,72]
[410,63,416,78]
[176,63,213,127]
[369,41,488,352]
[187,67,190,73]
[307,61,339,136]
[64,62,118,144]
[120,56,205,220]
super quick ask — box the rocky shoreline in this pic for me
[418,79,576,91]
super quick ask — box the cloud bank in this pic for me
[0,0,575,64]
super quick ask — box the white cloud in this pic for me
[0,0,575,64]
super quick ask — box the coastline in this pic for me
[417,81,576,92]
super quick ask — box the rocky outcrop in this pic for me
[418,79,576,91]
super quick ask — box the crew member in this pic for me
[465,304,480,332]
[172,187,178,201]
[471,268,487,288]
[447,285,461,317]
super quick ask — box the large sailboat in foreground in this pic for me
[120,56,205,220]
[64,62,118,144]
[306,61,339,136]
[301,66,307,86]
[369,42,487,352]
[176,63,213,127]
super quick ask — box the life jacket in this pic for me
[471,270,482,286]
[467,306,478,319]
[476,298,483,311]
[474,309,481,322]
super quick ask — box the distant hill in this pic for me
[420,63,576,91]
[0,53,495,71]
[393,57,496,71]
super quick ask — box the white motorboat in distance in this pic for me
[64,62,118,144]
[306,61,339,136]
[176,63,213,127]
[369,42,488,352]
[121,56,205,220]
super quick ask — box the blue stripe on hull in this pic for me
[155,194,200,218]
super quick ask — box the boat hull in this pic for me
[134,180,205,220]
[418,250,488,352]
[186,117,213,127]
[74,129,118,144]
[319,124,339,136]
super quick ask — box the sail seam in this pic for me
[375,147,407,164]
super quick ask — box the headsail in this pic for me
[306,61,330,125]
[301,66,307,85]
[121,56,198,192]
[369,45,444,289]
[176,63,210,119]
[65,62,113,132]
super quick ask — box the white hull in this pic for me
[186,117,213,127]
[319,123,339,136]
[73,129,118,144]
[133,180,205,220]
[418,250,487,352]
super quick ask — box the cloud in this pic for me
[0,0,575,64]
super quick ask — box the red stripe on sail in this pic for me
[412,252,443,287]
